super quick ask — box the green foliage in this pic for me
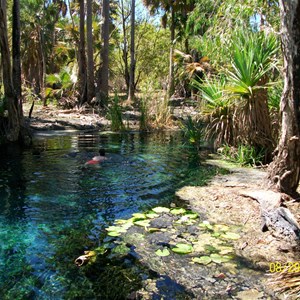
[180,116,204,148]
[45,67,76,104]
[226,31,279,99]
[193,76,233,147]
[139,98,151,131]
[219,144,265,166]
[268,80,283,111]
[108,94,125,132]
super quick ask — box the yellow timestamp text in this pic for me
[269,262,300,273]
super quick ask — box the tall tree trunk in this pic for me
[120,0,129,90]
[0,0,20,142]
[98,0,110,103]
[86,0,94,103]
[127,0,135,102]
[78,0,87,105]
[12,0,21,105]
[268,0,300,195]
[167,7,175,98]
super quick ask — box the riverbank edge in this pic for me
[175,156,300,299]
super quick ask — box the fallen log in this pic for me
[241,190,300,243]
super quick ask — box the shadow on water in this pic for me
[0,131,222,299]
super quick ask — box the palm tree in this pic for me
[143,0,195,96]
[98,0,110,103]
[86,0,94,103]
[226,31,279,162]
[193,76,233,147]
[78,0,87,105]
[127,0,135,102]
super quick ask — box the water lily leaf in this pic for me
[133,219,151,227]
[210,253,231,264]
[107,231,121,237]
[132,213,147,219]
[221,232,240,240]
[170,208,186,215]
[152,207,170,213]
[192,256,212,265]
[114,219,129,225]
[185,212,198,219]
[211,232,221,238]
[175,215,197,225]
[155,248,170,257]
[146,212,159,219]
[105,226,127,233]
[204,244,219,253]
[219,246,234,255]
[214,224,230,232]
[199,222,213,230]
[171,243,194,254]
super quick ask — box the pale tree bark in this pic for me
[167,7,175,98]
[98,0,110,103]
[268,0,300,195]
[86,0,94,103]
[78,0,87,105]
[120,0,130,90]
[127,0,135,102]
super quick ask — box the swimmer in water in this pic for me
[85,149,107,166]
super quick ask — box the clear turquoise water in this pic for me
[0,131,217,299]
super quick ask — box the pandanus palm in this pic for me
[193,76,233,147]
[226,31,279,162]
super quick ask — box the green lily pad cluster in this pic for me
[191,220,241,267]
[104,206,241,270]
[105,206,199,237]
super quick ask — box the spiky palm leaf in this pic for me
[193,76,234,147]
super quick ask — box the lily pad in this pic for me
[214,224,230,232]
[155,248,170,257]
[105,226,127,233]
[146,212,159,219]
[204,244,219,253]
[221,232,240,240]
[199,222,213,230]
[107,231,121,237]
[192,256,212,265]
[185,212,199,219]
[132,213,147,219]
[175,216,197,225]
[114,219,129,225]
[171,243,194,254]
[210,253,232,264]
[152,207,170,213]
[133,219,151,227]
[170,208,186,215]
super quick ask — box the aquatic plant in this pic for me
[108,94,125,131]
[180,116,204,148]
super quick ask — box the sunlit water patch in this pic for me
[0,131,219,299]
